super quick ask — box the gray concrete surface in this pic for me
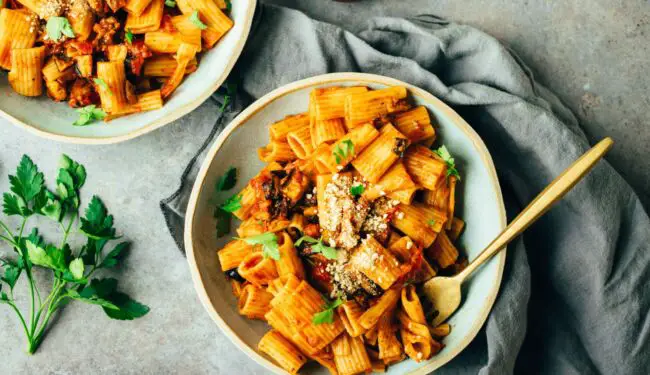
[1,0,648,373]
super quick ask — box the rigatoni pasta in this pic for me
[0,0,235,125]
[214,85,470,374]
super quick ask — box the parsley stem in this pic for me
[0,233,15,244]
[6,301,32,352]
[0,219,13,238]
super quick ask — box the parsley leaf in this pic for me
[45,17,75,42]
[237,232,280,260]
[295,236,338,260]
[221,194,242,213]
[225,0,232,12]
[434,145,461,181]
[164,0,176,6]
[2,193,27,216]
[333,139,354,164]
[427,219,436,226]
[93,78,108,90]
[312,297,344,325]
[0,260,22,290]
[99,242,130,268]
[216,167,237,192]
[214,208,232,238]
[125,29,133,44]
[189,10,207,30]
[68,258,85,280]
[10,155,44,205]
[79,196,117,240]
[73,105,106,126]
[349,184,364,196]
[25,241,67,272]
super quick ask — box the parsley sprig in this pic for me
[125,29,134,44]
[0,155,148,354]
[312,296,344,324]
[237,232,280,260]
[212,167,238,238]
[295,236,338,260]
[350,184,364,197]
[434,145,461,181]
[189,10,208,30]
[45,17,75,42]
[333,140,354,164]
[164,0,176,6]
[73,105,106,126]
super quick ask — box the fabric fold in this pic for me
[161,4,650,374]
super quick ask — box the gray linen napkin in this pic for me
[161,5,650,374]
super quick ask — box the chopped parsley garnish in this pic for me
[73,105,106,126]
[218,82,237,113]
[216,166,237,192]
[333,139,354,164]
[45,17,75,41]
[220,193,241,213]
[349,184,365,197]
[213,167,238,238]
[189,10,208,30]
[295,236,338,260]
[237,232,280,260]
[312,297,344,324]
[434,145,461,181]
[93,78,108,90]
[125,29,133,44]
[225,0,232,12]
[427,219,436,226]
[164,0,176,6]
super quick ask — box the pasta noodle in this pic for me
[258,330,307,374]
[238,284,274,320]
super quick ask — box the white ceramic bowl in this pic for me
[185,73,506,374]
[0,0,256,144]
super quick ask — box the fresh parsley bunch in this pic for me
[0,155,149,354]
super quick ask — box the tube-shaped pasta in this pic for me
[391,203,447,248]
[311,144,334,174]
[311,118,346,147]
[275,232,305,280]
[270,113,310,140]
[308,350,339,375]
[231,163,283,220]
[171,13,202,51]
[430,323,452,339]
[258,330,307,374]
[392,106,436,143]
[8,47,45,97]
[397,308,440,362]
[423,175,457,230]
[269,274,301,307]
[331,333,372,375]
[176,0,233,48]
[238,284,274,320]
[344,86,409,128]
[125,0,164,33]
[230,279,244,298]
[68,1,94,41]
[143,55,198,77]
[144,31,181,53]
[352,123,409,183]
[363,161,417,201]
[338,300,366,338]
[358,288,401,330]
[286,126,315,159]
[258,141,297,163]
[0,9,38,70]
[447,217,465,241]
[321,123,380,172]
[310,86,368,121]
[401,285,426,324]
[96,60,127,113]
[238,252,279,286]
[236,218,290,238]
[377,309,403,362]
[217,239,257,271]
[161,43,199,98]
[106,44,128,61]
[403,145,447,190]
[103,90,164,121]
[125,0,154,16]
[42,59,74,101]
[75,55,93,77]
[388,186,419,205]
[13,0,46,18]
[427,231,459,268]
[349,236,402,290]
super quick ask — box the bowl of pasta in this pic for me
[184,73,506,374]
[0,0,256,144]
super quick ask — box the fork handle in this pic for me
[458,137,614,282]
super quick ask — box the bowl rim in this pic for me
[0,0,257,145]
[184,72,507,374]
